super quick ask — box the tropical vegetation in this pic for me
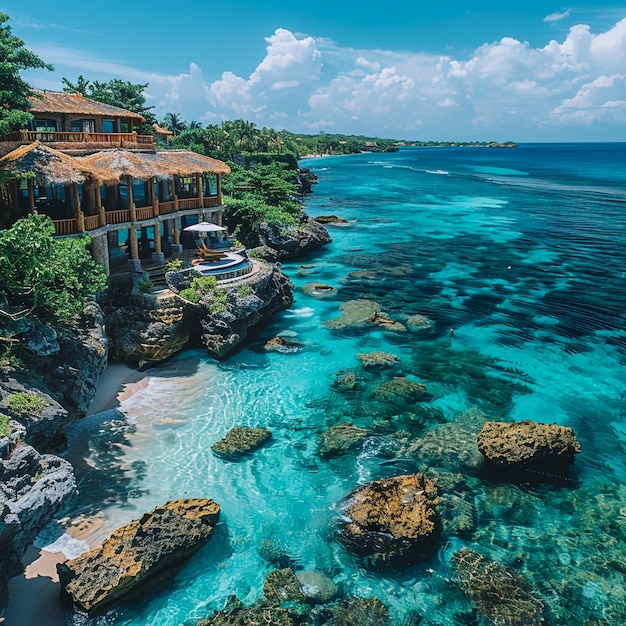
[0,13,53,135]
[0,214,107,361]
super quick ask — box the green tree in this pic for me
[0,214,107,332]
[61,74,91,96]
[0,13,53,134]
[61,76,157,133]
[162,112,188,135]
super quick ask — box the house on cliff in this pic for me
[0,91,230,275]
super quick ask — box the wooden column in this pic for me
[73,183,85,232]
[128,227,139,260]
[216,174,222,204]
[172,219,180,245]
[127,176,137,222]
[196,173,203,205]
[27,178,36,213]
[154,224,162,254]
[95,183,106,226]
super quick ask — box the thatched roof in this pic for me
[0,141,116,186]
[78,149,231,181]
[29,90,146,122]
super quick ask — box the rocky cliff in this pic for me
[251,218,332,260]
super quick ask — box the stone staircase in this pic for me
[144,264,170,294]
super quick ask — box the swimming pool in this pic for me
[192,252,253,281]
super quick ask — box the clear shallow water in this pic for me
[46,144,626,625]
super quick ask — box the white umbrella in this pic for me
[183,221,228,232]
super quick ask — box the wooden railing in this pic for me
[105,209,131,224]
[83,215,101,231]
[158,201,177,215]
[0,130,154,146]
[52,195,223,235]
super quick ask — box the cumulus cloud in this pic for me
[544,10,571,23]
[25,16,626,140]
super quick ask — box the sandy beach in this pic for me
[4,362,145,626]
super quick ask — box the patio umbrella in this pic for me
[183,222,227,232]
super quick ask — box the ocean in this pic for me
[47,144,626,624]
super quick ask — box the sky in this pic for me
[3,1,626,142]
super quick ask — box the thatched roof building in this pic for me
[0,141,115,186]
[77,149,231,181]
[29,90,146,123]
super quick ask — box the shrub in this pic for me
[0,413,11,436]
[179,287,200,303]
[165,258,183,272]
[238,284,253,298]
[138,279,153,293]
[5,391,45,415]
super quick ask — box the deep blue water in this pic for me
[41,145,626,625]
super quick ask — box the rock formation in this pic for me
[252,218,332,260]
[57,498,220,614]
[318,423,368,458]
[325,299,379,331]
[337,473,440,565]
[356,351,400,371]
[477,420,581,473]
[99,271,191,365]
[313,215,348,224]
[211,426,272,458]
[371,377,431,404]
[452,547,544,625]
[1,430,76,613]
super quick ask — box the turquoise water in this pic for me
[51,145,626,625]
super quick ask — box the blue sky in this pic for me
[3,1,626,141]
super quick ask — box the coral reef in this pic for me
[318,423,368,458]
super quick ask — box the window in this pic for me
[34,119,59,131]
[102,120,114,133]
[70,119,95,132]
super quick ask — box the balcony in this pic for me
[0,130,155,149]
[51,196,223,236]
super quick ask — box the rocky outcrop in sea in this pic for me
[57,498,220,614]
[251,218,332,260]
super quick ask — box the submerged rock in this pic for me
[405,313,433,331]
[477,420,581,472]
[197,606,299,626]
[372,377,430,404]
[332,370,358,391]
[328,596,390,625]
[295,570,337,603]
[211,426,272,459]
[452,548,544,625]
[57,498,220,614]
[318,423,368,458]
[263,568,307,606]
[264,336,303,354]
[337,473,441,566]
[313,214,348,224]
[356,351,400,371]
[302,282,339,298]
[324,299,380,330]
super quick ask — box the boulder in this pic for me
[57,498,220,614]
[477,420,581,472]
[325,300,379,331]
[452,548,544,625]
[313,215,348,224]
[263,568,307,606]
[1,440,76,614]
[295,570,337,603]
[255,218,332,260]
[318,423,368,458]
[264,336,303,354]
[337,473,440,565]
[372,377,430,404]
[99,272,190,366]
[405,313,433,331]
[211,426,272,459]
[198,605,299,626]
[356,351,400,371]
[302,282,338,298]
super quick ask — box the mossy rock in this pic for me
[263,568,307,606]
[197,606,299,626]
[318,423,368,458]
[324,299,379,330]
[356,351,400,371]
[372,377,430,403]
[328,596,390,626]
[452,548,544,625]
[332,370,358,391]
[211,426,272,459]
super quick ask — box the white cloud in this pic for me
[23,17,626,140]
[544,10,571,23]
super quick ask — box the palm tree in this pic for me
[162,112,188,136]
[188,120,203,130]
